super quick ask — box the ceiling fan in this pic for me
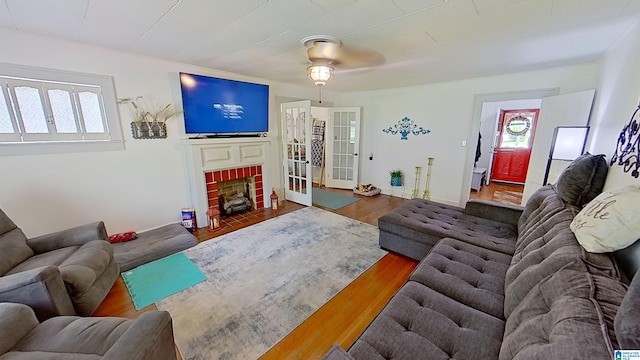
[301,35,385,87]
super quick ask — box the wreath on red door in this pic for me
[504,116,531,136]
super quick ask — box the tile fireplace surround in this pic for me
[184,138,274,225]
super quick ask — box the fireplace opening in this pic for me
[219,182,253,216]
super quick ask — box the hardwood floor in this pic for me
[469,181,524,203]
[94,187,416,359]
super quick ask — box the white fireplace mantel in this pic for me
[183,137,273,225]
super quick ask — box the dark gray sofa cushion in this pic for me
[112,223,198,272]
[409,238,512,319]
[504,208,584,317]
[379,199,517,255]
[555,153,608,207]
[349,281,505,360]
[615,271,640,349]
[517,185,566,238]
[501,260,626,360]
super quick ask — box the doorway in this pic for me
[490,109,539,184]
[281,101,361,207]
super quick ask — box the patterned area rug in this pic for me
[156,207,386,360]
[492,190,524,206]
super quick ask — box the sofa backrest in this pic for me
[517,185,565,237]
[502,183,627,359]
[0,209,34,276]
[501,260,626,360]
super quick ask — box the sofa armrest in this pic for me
[464,199,523,226]
[27,221,108,253]
[321,345,355,360]
[0,266,76,321]
[103,311,177,360]
[0,303,39,355]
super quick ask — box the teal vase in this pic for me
[391,176,402,186]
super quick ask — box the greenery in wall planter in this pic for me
[390,169,404,186]
[118,97,180,139]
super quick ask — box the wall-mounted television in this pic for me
[179,72,269,136]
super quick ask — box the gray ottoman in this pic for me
[112,224,198,271]
[378,199,517,260]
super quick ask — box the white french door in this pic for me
[281,101,312,206]
[325,107,360,189]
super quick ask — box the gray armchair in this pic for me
[0,302,177,360]
[0,208,119,320]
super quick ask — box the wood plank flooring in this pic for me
[93,186,416,359]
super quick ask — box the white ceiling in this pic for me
[1,0,639,92]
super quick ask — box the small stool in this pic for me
[112,223,198,272]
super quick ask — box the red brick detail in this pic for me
[205,165,265,210]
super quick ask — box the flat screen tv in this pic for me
[179,72,269,136]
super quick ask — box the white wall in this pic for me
[589,20,640,190]
[342,64,598,206]
[0,28,340,237]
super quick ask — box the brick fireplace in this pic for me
[204,165,265,212]
[184,138,273,227]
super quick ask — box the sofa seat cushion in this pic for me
[379,199,517,255]
[500,261,627,360]
[6,246,78,276]
[8,315,134,357]
[112,223,198,272]
[409,238,512,319]
[349,281,505,360]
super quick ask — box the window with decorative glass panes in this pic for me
[0,76,109,142]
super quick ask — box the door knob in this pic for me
[354,153,358,156]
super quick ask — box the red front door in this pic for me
[491,109,539,184]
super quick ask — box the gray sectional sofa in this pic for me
[0,302,177,359]
[0,209,119,320]
[324,154,640,359]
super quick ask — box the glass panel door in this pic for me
[325,107,360,189]
[281,101,312,206]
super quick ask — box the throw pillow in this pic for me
[615,271,640,349]
[555,153,608,207]
[108,231,138,243]
[570,185,640,253]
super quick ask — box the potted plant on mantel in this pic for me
[118,97,179,139]
[390,169,404,186]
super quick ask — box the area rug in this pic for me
[312,187,360,209]
[492,190,523,206]
[156,207,385,360]
[121,253,206,310]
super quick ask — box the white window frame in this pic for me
[0,63,124,155]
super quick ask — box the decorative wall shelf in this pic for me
[131,121,167,139]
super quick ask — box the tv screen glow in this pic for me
[180,72,269,135]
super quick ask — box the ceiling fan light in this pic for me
[308,65,333,86]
